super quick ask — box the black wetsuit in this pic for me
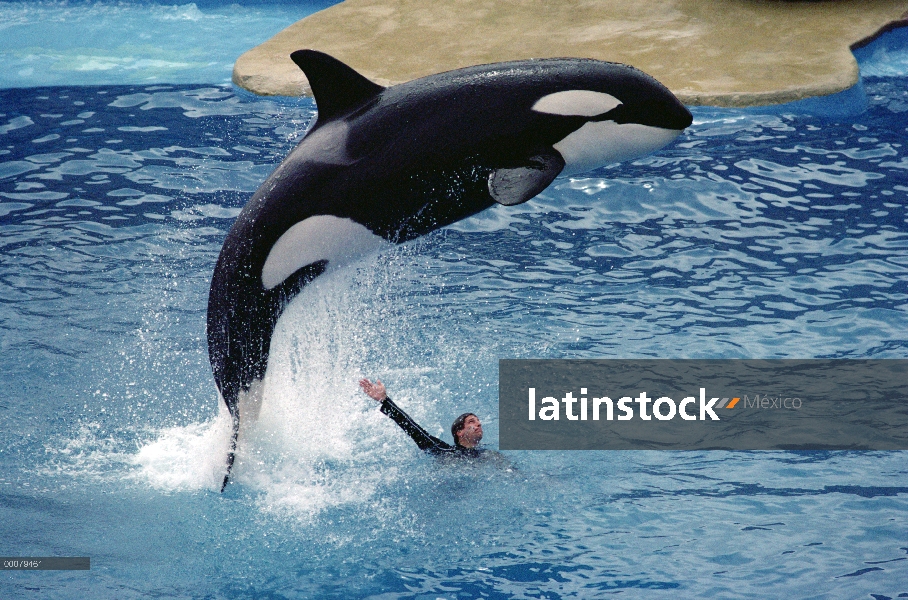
[379,397,482,458]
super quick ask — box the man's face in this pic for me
[458,415,483,447]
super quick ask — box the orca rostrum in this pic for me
[208,50,693,490]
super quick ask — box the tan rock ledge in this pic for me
[233,0,908,107]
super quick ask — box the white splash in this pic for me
[126,256,420,517]
[132,406,233,491]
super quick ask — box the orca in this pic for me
[208,50,692,490]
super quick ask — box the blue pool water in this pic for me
[2,3,908,598]
[0,0,338,88]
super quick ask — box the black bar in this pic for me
[1,557,90,570]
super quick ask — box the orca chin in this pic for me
[207,50,692,490]
[557,122,685,176]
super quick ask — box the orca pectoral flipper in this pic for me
[488,150,565,206]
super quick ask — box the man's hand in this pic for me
[359,378,388,402]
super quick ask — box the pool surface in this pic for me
[1,3,908,598]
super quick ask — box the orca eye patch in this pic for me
[531,90,623,117]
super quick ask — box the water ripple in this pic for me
[2,78,907,597]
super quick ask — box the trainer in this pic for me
[359,378,484,456]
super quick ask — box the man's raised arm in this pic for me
[359,378,452,453]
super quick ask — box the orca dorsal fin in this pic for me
[290,50,385,122]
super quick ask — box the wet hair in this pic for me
[451,412,477,447]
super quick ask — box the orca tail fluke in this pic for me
[221,412,240,492]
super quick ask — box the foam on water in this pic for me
[132,408,233,490]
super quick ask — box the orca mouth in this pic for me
[590,103,693,132]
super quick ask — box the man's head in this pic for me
[451,412,483,448]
